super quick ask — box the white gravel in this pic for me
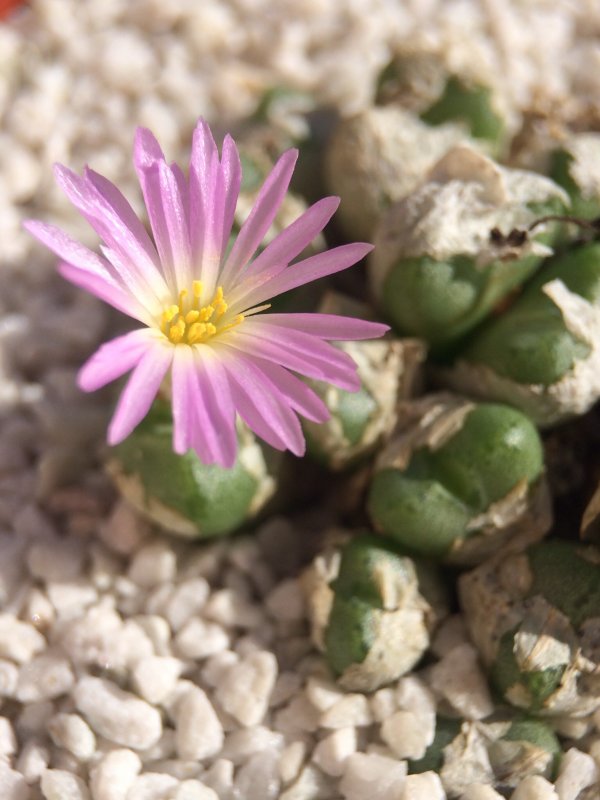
[2,1,600,799]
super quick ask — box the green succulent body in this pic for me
[109,402,274,538]
[368,402,545,562]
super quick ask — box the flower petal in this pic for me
[220,133,242,254]
[224,324,361,391]
[77,328,157,392]
[158,159,192,288]
[240,196,340,282]
[243,355,330,423]
[230,242,373,311]
[107,339,173,445]
[219,350,305,455]
[172,345,237,467]
[247,313,389,340]
[59,262,148,321]
[219,149,299,287]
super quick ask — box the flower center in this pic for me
[160,281,243,345]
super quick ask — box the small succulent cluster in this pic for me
[27,43,600,797]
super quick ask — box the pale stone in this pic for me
[204,588,265,628]
[126,773,178,800]
[554,748,599,800]
[128,542,176,588]
[265,579,305,621]
[370,688,397,722]
[74,676,162,750]
[47,712,96,761]
[320,693,373,729]
[132,656,183,704]
[511,775,559,800]
[175,618,229,660]
[220,725,285,765]
[305,676,344,712]
[460,785,504,800]
[312,726,357,777]
[0,716,17,757]
[89,748,142,800]
[0,761,29,800]
[41,769,91,800]
[0,614,46,662]
[234,751,282,800]
[428,644,494,720]
[339,752,407,800]
[16,652,75,701]
[0,657,18,697]
[381,710,434,760]
[172,782,219,800]
[400,771,446,799]
[16,738,50,784]
[165,578,210,631]
[215,650,278,726]
[175,686,224,760]
[280,764,333,800]
[27,536,85,582]
[279,740,307,785]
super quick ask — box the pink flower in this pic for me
[25,119,388,467]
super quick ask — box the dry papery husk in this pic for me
[375,393,552,566]
[369,145,566,298]
[459,551,600,718]
[325,106,470,240]
[441,279,600,428]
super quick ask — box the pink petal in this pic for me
[219,149,299,287]
[158,160,192,288]
[189,119,220,267]
[248,313,389,340]
[220,351,305,455]
[24,220,113,277]
[59,262,149,321]
[243,355,330,423]
[240,196,340,282]
[230,242,373,311]
[172,344,238,466]
[220,134,242,254]
[224,325,361,391]
[107,340,173,445]
[133,127,177,289]
[53,164,167,306]
[77,329,157,392]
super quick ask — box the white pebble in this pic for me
[305,676,344,712]
[339,752,407,800]
[234,751,281,800]
[511,775,559,800]
[400,771,446,799]
[280,764,333,800]
[554,748,599,800]
[0,614,46,662]
[16,738,50,784]
[128,542,176,588]
[74,676,162,750]
[204,589,265,628]
[132,656,183,705]
[320,693,373,729]
[202,759,234,798]
[265,579,305,621]
[27,537,85,583]
[16,652,74,701]
[312,726,357,777]
[165,578,210,631]
[428,644,494,720]
[279,740,307,785]
[175,618,230,660]
[460,785,504,800]
[0,716,17,757]
[175,686,224,760]
[172,781,218,800]
[16,700,54,736]
[0,761,29,800]
[89,748,142,800]
[126,772,178,800]
[215,650,278,726]
[46,581,99,619]
[0,658,18,697]
[41,769,91,800]
[370,688,397,722]
[99,501,148,555]
[47,712,96,761]
[200,651,239,687]
[381,710,434,760]
[221,725,284,765]
[274,694,321,734]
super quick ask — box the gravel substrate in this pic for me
[2,2,600,799]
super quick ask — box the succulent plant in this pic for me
[367,395,550,565]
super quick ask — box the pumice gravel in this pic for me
[2,1,600,800]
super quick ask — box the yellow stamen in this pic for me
[160,285,243,345]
